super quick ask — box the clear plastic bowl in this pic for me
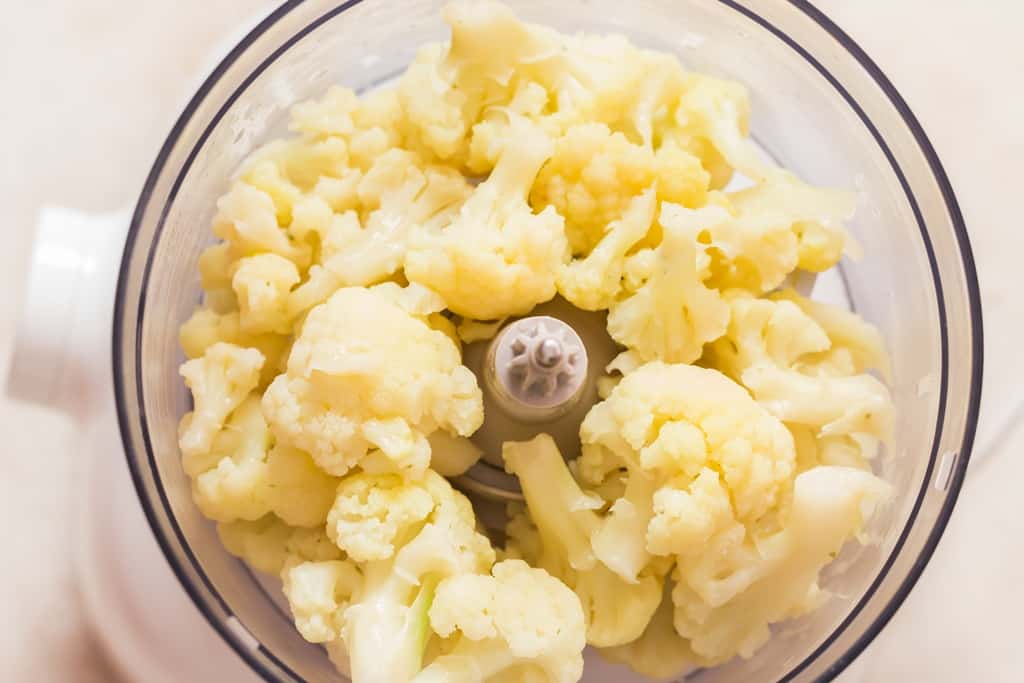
[113,1,983,681]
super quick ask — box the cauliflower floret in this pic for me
[178,307,289,387]
[197,242,238,313]
[178,343,264,460]
[598,586,694,681]
[672,74,767,184]
[342,474,496,683]
[504,435,664,648]
[218,515,342,575]
[212,182,311,268]
[742,364,893,442]
[531,123,708,255]
[772,288,891,381]
[556,189,655,311]
[607,203,730,364]
[719,171,855,284]
[244,135,351,192]
[282,558,363,643]
[427,429,484,477]
[417,559,586,683]
[289,151,471,319]
[231,253,301,335]
[326,472,436,562]
[183,393,339,526]
[672,466,891,664]
[405,117,569,320]
[398,0,563,163]
[263,286,483,478]
[581,362,796,537]
[704,291,831,382]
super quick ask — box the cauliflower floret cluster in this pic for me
[177,2,895,681]
[262,284,483,478]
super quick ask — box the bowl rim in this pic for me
[112,1,984,681]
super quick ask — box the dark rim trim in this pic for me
[112,1,984,682]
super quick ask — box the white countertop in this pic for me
[0,1,1020,681]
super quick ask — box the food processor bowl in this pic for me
[113,1,982,681]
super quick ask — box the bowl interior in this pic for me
[116,1,980,681]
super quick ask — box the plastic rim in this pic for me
[112,1,984,681]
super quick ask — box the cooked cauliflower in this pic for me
[178,307,290,387]
[212,181,310,268]
[672,466,890,664]
[178,342,264,460]
[288,150,471,318]
[531,123,708,255]
[263,285,483,478]
[598,587,693,681]
[417,559,586,683]
[607,203,730,363]
[405,116,568,320]
[183,393,340,526]
[580,362,796,551]
[556,190,656,311]
[504,435,664,648]
[231,253,301,335]
[218,515,342,575]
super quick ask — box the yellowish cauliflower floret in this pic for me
[672,74,765,184]
[556,190,656,311]
[289,150,471,319]
[531,123,708,255]
[212,182,310,268]
[581,362,796,545]
[178,307,290,387]
[178,342,264,461]
[607,203,730,364]
[218,515,342,575]
[713,171,855,288]
[262,286,483,478]
[418,559,586,683]
[282,558,363,643]
[504,435,665,649]
[405,117,569,320]
[326,472,437,562]
[598,587,694,681]
[671,466,890,664]
[231,253,301,335]
[183,393,339,526]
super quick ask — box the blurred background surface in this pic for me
[0,1,1020,681]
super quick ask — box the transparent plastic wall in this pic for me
[115,1,979,681]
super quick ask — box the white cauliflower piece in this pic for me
[416,559,586,683]
[178,342,264,460]
[326,472,436,562]
[741,364,893,442]
[580,362,796,543]
[672,466,891,664]
[183,393,339,527]
[231,253,301,335]
[504,435,664,648]
[598,586,694,681]
[342,473,496,683]
[772,288,891,381]
[263,286,483,478]
[405,116,569,320]
[704,292,832,382]
[178,307,290,387]
[289,150,472,318]
[211,182,310,268]
[557,189,656,311]
[218,515,342,575]
[426,429,484,477]
[719,171,855,282]
[607,203,730,363]
[531,123,708,255]
[282,558,363,643]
